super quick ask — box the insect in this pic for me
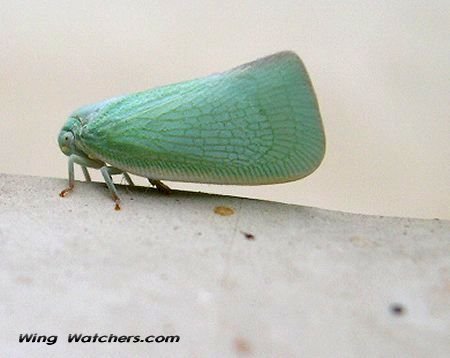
[58,51,326,210]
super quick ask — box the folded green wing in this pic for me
[76,51,325,184]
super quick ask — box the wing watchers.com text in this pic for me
[19,333,180,345]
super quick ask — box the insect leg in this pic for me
[100,166,123,211]
[60,154,103,197]
[81,166,91,182]
[59,157,75,197]
[148,179,172,195]
[122,172,134,186]
[100,166,134,186]
[99,166,134,210]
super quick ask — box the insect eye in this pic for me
[58,130,75,154]
[63,131,74,144]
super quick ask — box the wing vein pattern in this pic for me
[75,51,325,184]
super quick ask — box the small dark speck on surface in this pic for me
[234,337,251,354]
[241,231,255,240]
[16,276,33,285]
[390,303,406,316]
[214,206,235,216]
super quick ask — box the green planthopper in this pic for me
[58,51,326,210]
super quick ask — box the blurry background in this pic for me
[0,1,448,219]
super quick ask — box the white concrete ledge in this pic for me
[0,173,449,357]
